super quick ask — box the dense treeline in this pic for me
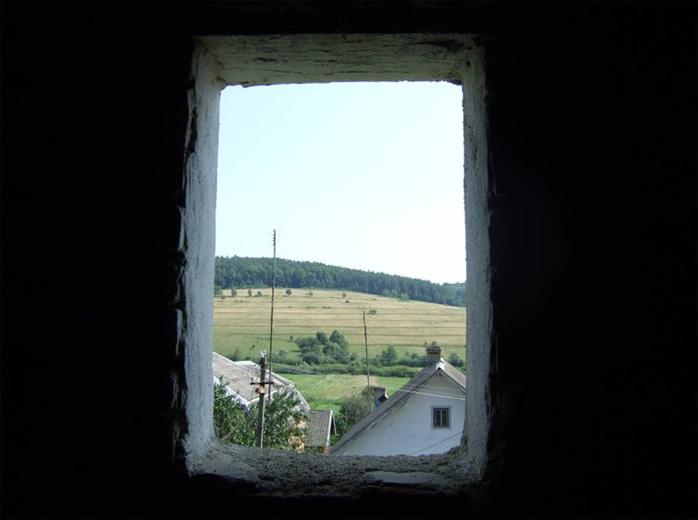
[215,256,466,307]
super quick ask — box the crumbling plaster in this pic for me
[178,34,490,493]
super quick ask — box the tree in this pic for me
[258,391,308,451]
[295,336,320,354]
[379,345,399,366]
[214,256,466,308]
[214,285,223,297]
[256,290,263,297]
[213,381,255,445]
[285,288,292,296]
[301,351,322,365]
[247,289,253,297]
[295,330,350,364]
[213,380,307,451]
[335,386,372,438]
[322,341,350,363]
[329,330,349,349]
[231,288,238,297]
[448,352,464,367]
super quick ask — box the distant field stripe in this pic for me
[213,288,467,362]
[213,331,465,341]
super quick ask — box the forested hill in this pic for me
[215,256,466,307]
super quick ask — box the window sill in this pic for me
[188,439,479,497]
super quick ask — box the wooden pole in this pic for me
[363,311,373,412]
[268,230,277,386]
[255,353,267,448]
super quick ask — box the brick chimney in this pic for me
[426,343,442,364]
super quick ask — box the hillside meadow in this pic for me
[213,288,466,362]
[282,373,413,413]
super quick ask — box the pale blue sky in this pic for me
[215,82,465,284]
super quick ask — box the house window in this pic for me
[433,407,451,428]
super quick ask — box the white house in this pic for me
[212,351,310,414]
[330,345,466,456]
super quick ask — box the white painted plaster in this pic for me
[181,44,224,462]
[181,33,490,493]
[199,34,474,86]
[460,44,491,479]
[333,375,466,456]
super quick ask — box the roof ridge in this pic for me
[330,363,439,453]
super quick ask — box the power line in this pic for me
[390,387,465,401]
[406,432,463,456]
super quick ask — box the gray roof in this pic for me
[306,409,335,448]
[212,352,309,411]
[330,359,466,454]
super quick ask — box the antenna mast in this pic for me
[267,230,277,393]
[253,230,278,447]
[363,310,373,412]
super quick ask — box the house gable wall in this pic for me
[334,375,466,456]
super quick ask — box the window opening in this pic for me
[433,406,451,428]
[211,81,466,457]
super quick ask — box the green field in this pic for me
[213,288,466,362]
[285,373,411,409]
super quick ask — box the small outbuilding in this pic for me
[305,409,337,453]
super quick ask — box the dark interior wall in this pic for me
[1,2,695,519]
[483,4,697,517]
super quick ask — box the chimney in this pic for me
[426,343,442,364]
[372,386,388,408]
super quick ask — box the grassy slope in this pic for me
[288,374,409,400]
[213,288,466,361]
[213,288,465,410]
[279,374,413,413]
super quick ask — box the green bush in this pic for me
[301,351,322,365]
[334,386,373,438]
[448,352,465,367]
[213,381,307,451]
[379,346,399,366]
[227,349,242,362]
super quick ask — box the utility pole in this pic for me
[363,310,373,412]
[267,230,277,390]
[252,231,278,448]
[251,352,273,448]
